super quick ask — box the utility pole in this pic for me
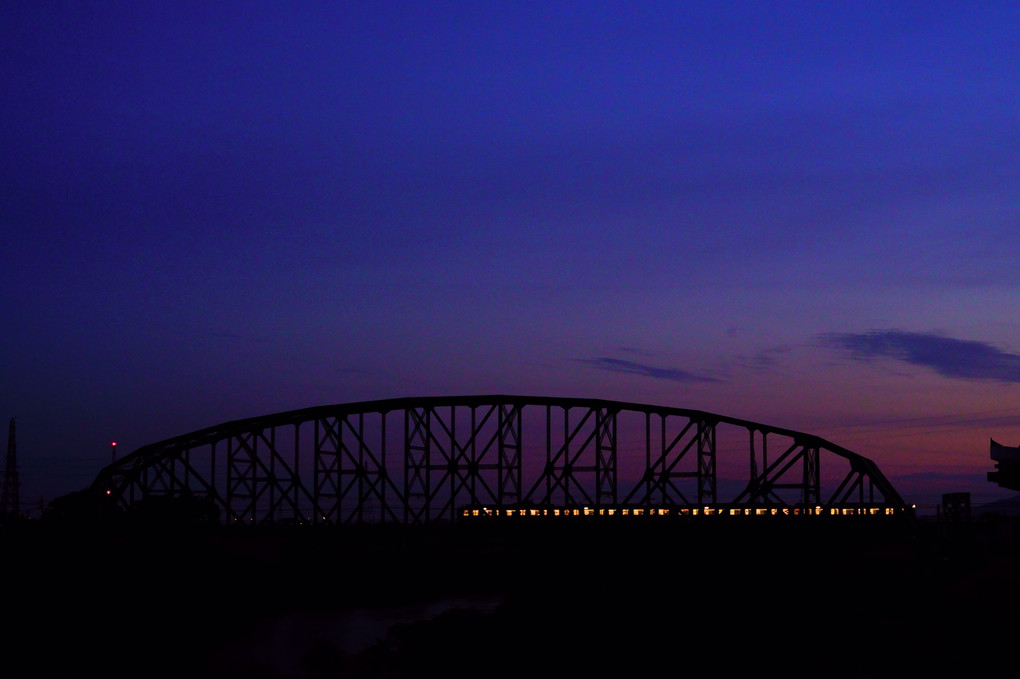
[1,418,19,516]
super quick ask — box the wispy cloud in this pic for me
[737,344,796,371]
[828,410,1020,432]
[819,330,1020,383]
[580,357,720,383]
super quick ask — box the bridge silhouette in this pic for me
[90,395,907,525]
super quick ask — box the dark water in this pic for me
[208,595,504,676]
[3,515,1018,678]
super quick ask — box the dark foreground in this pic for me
[1,514,1017,678]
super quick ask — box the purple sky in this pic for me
[3,2,1019,513]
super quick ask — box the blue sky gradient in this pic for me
[3,2,1018,511]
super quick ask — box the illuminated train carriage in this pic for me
[459,504,907,520]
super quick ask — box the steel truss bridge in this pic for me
[90,395,907,525]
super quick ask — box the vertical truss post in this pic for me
[644,412,653,503]
[444,406,457,523]
[468,407,478,503]
[660,415,685,506]
[697,419,716,505]
[226,432,259,523]
[293,423,301,521]
[747,429,759,505]
[313,417,340,524]
[142,458,151,501]
[498,403,522,505]
[208,440,216,515]
[380,412,389,521]
[405,407,430,524]
[343,412,367,525]
[804,444,820,506]
[746,429,768,505]
[182,448,191,498]
[544,405,553,505]
[359,413,373,524]
[595,408,617,506]
[268,427,277,523]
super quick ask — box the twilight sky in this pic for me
[3,2,1019,513]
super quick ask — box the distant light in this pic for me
[111,442,117,446]
[106,490,111,495]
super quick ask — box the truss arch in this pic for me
[90,395,907,525]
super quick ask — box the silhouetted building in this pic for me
[988,439,1020,491]
[941,492,971,522]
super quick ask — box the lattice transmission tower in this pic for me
[1,418,19,516]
